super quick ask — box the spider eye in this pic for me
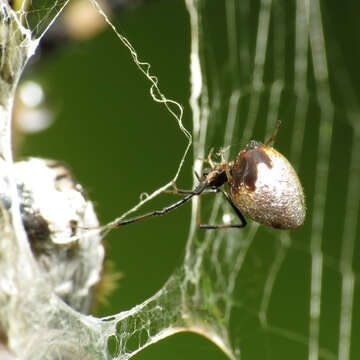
[201,168,211,179]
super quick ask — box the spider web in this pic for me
[14,0,69,40]
[0,0,359,359]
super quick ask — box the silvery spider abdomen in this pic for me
[229,141,305,229]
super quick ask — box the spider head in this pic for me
[202,167,228,189]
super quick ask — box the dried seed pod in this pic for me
[4,158,105,313]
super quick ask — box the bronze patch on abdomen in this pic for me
[230,142,273,192]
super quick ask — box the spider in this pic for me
[108,124,306,230]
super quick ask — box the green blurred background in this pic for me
[16,0,360,359]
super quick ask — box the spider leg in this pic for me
[109,181,208,228]
[164,175,217,195]
[207,148,216,168]
[199,189,247,229]
[164,188,217,195]
[266,120,281,146]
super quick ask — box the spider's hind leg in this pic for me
[199,189,247,230]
